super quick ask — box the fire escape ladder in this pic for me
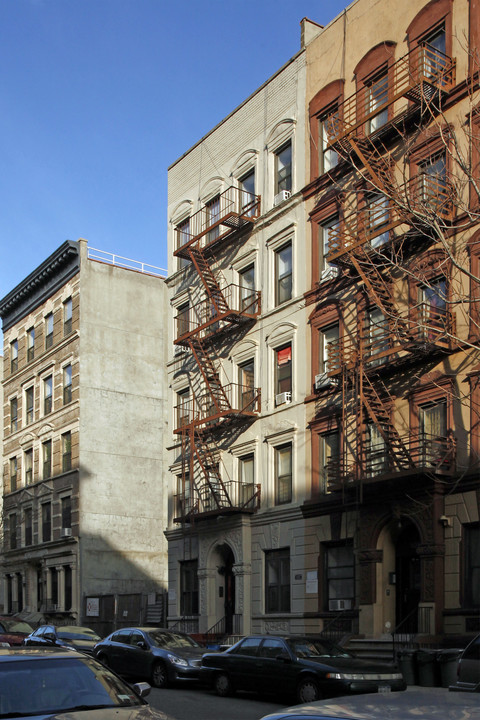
[188,244,230,317]
[188,335,231,417]
[191,428,232,510]
[349,136,396,199]
[360,370,415,470]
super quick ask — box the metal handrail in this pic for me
[87,247,167,277]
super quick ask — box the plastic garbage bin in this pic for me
[417,648,440,687]
[397,649,417,686]
[437,649,462,688]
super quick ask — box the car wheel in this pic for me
[214,672,233,697]
[151,661,169,689]
[297,676,320,704]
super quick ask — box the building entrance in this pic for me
[395,522,421,631]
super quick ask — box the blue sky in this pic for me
[0,0,348,312]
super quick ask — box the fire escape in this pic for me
[173,186,262,522]
[319,41,457,494]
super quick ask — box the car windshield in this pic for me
[149,630,200,649]
[0,656,143,717]
[0,619,33,634]
[57,627,101,642]
[287,638,354,658]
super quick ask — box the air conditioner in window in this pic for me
[314,373,337,392]
[275,391,292,406]
[329,599,352,611]
[274,190,291,207]
[61,528,72,538]
[174,345,186,355]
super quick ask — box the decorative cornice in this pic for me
[0,240,80,332]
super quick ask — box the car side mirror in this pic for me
[136,640,148,650]
[132,682,151,698]
[276,651,291,662]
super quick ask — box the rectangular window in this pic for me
[275,242,292,305]
[63,364,72,404]
[319,107,339,173]
[177,217,191,269]
[419,152,447,209]
[9,514,18,550]
[366,308,389,366]
[239,454,255,507]
[419,399,447,465]
[240,170,256,216]
[419,278,447,338]
[180,559,199,615]
[325,543,355,611]
[176,303,190,338]
[239,265,255,311]
[27,327,35,362]
[45,313,54,349]
[238,359,255,410]
[319,431,340,493]
[10,397,18,433]
[275,443,292,505]
[62,432,72,472]
[44,375,53,415]
[24,448,33,485]
[275,343,292,401]
[275,142,292,194]
[206,195,220,243]
[421,25,447,78]
[365,192,390,247]
[62,496,72,531]
[366,70,388,133]
[42,502,51,543]
[10,457,18,493]
[265,548,290,613]
[176,473,191,516]
[319,217,339,282]
[464,523,480,608]
[25,387,34,424]
[10,339,18,373]
[319,324,339,374]
[176,388,190,428]
[64,566,72,609]
[64,298,73,336]
[43,440,52,479]
[24,508,33,546]
[365,422,388,476]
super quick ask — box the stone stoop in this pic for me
[345,636,397,663]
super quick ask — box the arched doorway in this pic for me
[395,521,421,630]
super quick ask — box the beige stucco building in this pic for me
[1,239,169,633]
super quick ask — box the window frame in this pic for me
[274,442,293,505]
[45,312,54,349]
[43,375,53,415]
[275,242,293,306]
[24,448,33,486]
[63,364,72,405]
[10,396,18,433]
[274,343,292,400]
[265,547,291,614]
[63,297,73,336]
[62,431,72,472]
[322,541,355,613]
[25,386,34,425]
[42,439,52,480]
[27,327,35,363]
[42,502,52,543]
[180,559,199,616]
[9,457,18,493]
[10,339,18,373]
[275,141,292,195]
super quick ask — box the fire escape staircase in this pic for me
[173,186,262,522]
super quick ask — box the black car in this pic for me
[0,646,164,719]
[200,635,406,704]
[450,633,480,692]
[93,626,206,688]
[24,624,102,654]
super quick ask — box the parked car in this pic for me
[200,635,406,704]
[24,624,102,654]
[0,615,34,646]
[450,633,480,692]
[259,688,480,720]
[93,626,207,688]
[0,646,164,719]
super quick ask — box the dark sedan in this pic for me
[24,624,102,654]
[93,626,206,688]
[0,616,34,647]
[200,635,406,704]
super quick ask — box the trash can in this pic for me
[437,649,462,688]
[397,649,417,686]
[416,648,440,687]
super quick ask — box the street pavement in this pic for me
[146,684,451,720]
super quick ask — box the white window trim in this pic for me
[265,428,297,508]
